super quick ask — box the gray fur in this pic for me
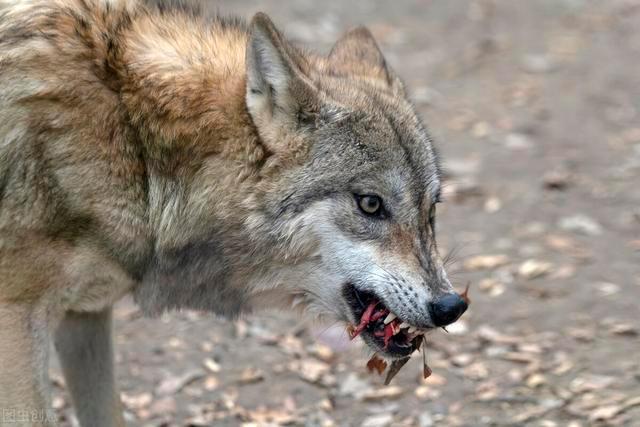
[54,309,125,427]
[135,239,245,317]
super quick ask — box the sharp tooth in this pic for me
[383,312,397,324]
[408,326,417,334]
[399,322,409,329]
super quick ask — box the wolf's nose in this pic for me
[428,293,468,327]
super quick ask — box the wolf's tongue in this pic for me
[349,301,378,340]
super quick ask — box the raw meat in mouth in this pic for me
[345,283,471,385]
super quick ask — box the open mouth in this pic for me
[343,283,428,358]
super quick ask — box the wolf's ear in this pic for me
[327,27,404,93]
[246,13,317,153]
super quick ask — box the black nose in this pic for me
[428,293,468,327]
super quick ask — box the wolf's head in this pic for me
[243,14,467,359]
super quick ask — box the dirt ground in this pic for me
[51,1,640,426]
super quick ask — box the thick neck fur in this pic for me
[103,4,287,315]
[115,9,264,234]
[118,6,263,162]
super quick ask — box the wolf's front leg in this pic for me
[54,308,125,427]
[0,302,56,426]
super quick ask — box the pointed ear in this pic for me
[327,27,404,93]
[245,13,317,144]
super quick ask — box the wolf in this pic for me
[0,0,467,425]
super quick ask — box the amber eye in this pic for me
[429,203,438,235]
[356,195,384,217]
[429,204,436,223]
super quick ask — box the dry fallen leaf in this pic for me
[278,334,304,355]
[464,255,510,271]
[156,370,204,396]
[474,380,500,401]
[451,353,473,367]
[203,375,219,391]
[420,372,447,386]
[517,343,543,354]
[550,264,576,279]
[589,405,624,422]
[307,343,335,363]
[237,367,264,385]
[477,325,521,345]
[545,234,582,254]
[518,259,553,279]
[445,319,468,335]
[551,352,574,375]
[596,282,620,297]
[569,374,616,393]
[566,327,595,342]
[384,357,410,385]
[289,359,333,386]
[244,405,299,425]
[526,373,546,388]
[149,396,177,416]
[478,278,505,297]
[361,413,395,427]
[464,362,489,380]
[608,322,638,336]
[367,354,388,375]
[543,170,570,190]
[414,385,441,400]
[422,339,432,380]
[361,386,405,401]
[203,357,221,373]
[500,351,538,364]
[484,197,502,213]
[167,337,185,349]
[120,392,152,410]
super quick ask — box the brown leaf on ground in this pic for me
[121,392,152,410]
[361,386,405,401]
[518,259,553,279]
[203,357,221,373]
[367,354,388,375]
[419,372,447,386]
[237,367,264,385]
[244,405,299,425]
[463,255,510,271]
[149,396,177,416]
[384,357,411,385]
[289,359,333,386]
[569,374,616,393]
[476,325,521,345]
[156,370,204,395]
[608,322,638,336]
[414,385,442,400]
[307,343,335,363]
[478,278,506,297]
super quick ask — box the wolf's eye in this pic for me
[356,195,384,217]
[429,203,437,235]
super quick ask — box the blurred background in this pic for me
[52,0,640,425]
